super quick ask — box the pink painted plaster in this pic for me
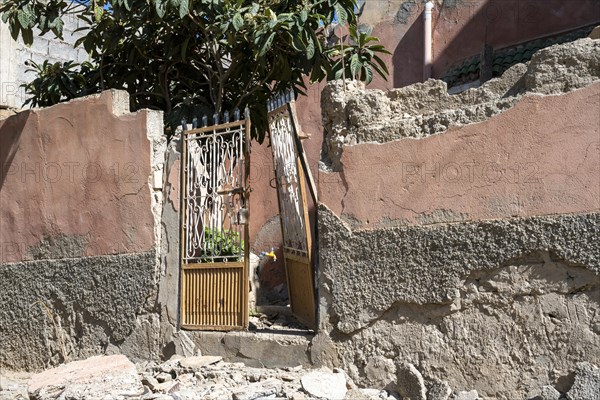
[319,83,600,227]
[0,91,156,263]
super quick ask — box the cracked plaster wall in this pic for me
[314,38,600,398]
[316,207,599,398]
[0,91,173,371]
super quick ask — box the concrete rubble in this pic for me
[27,355,144,400]
[3,356,598,400]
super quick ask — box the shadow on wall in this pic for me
[435,0,600,79]
[0,111,30,190]
[393,4,424,88]
[394,0,600,87]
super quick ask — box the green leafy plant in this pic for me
[327,24,390,84]
[1,0,389,140]
[201,228,244,263]
[21,59,96,107]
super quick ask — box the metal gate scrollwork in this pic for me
[180,110,250,330]
[268,91,316,329]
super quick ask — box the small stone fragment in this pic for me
[395,363,426,400]
[281,374,296,382]
[300,369,347,399]
[566,362,600,400]
[232,378,281,400]
[142,375,161,391]
[454,390,480,400]
[539,385,561,400]
[427,380,451,400]
[155,372,173,383]
[154,381,179,393]
[344,388,373,400]
[179,356,223,370]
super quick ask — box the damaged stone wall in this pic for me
[0,91,169,371]
[315,38,600,398]
[321,38,600,171]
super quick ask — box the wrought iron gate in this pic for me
[268,92,316,329]
[180,111,250,330]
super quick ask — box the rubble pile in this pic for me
[2,354,597,400]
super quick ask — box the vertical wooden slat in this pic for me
[209,269,213,327]
[201,270,205,326]
[195,270,200,325]
[228,268,233,326]
[189,271,193,325]
[227,268,231,326]
[218,269,223,327]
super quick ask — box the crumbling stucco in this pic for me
[321,38,600,170]
[316,205,600,398]
[0,252,157,371]
[0,91,182,372]
[318,205,599,333]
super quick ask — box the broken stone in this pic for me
[364,356,396,390]
[177,372,195,384]
[155,372,173,383]
[142,393,173,400]
[300,369,348,399]
[427,380,452,400]
[539,385,561,400]
[142,374,161,391]
[153,380,180,394]
[566,362,600,400]
[232,378,282,400]
[179,355,223,370]
[395,363,426,400]
[281,374,296,382]
[28,355,144,400]
[454,390,480,400]
[344,388,373,400]
[157,359,179,375]
[291,392,307,400]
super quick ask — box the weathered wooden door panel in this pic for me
[285,258,316,327]
[180,115,250,331]
[268,94,316,329]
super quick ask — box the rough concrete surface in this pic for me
[189,330,312,369]
[156,134,195,359]
[565,362,600,400]
[0,252,157,371]
[321,38,600,170]
[316,205,599,399]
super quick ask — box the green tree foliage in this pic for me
[327,24,390,84]
[1,0,389,141]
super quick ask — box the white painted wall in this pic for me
[0,11,88,108]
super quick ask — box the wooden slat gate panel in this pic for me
[268,96,316,329]
[180,116,250,330]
